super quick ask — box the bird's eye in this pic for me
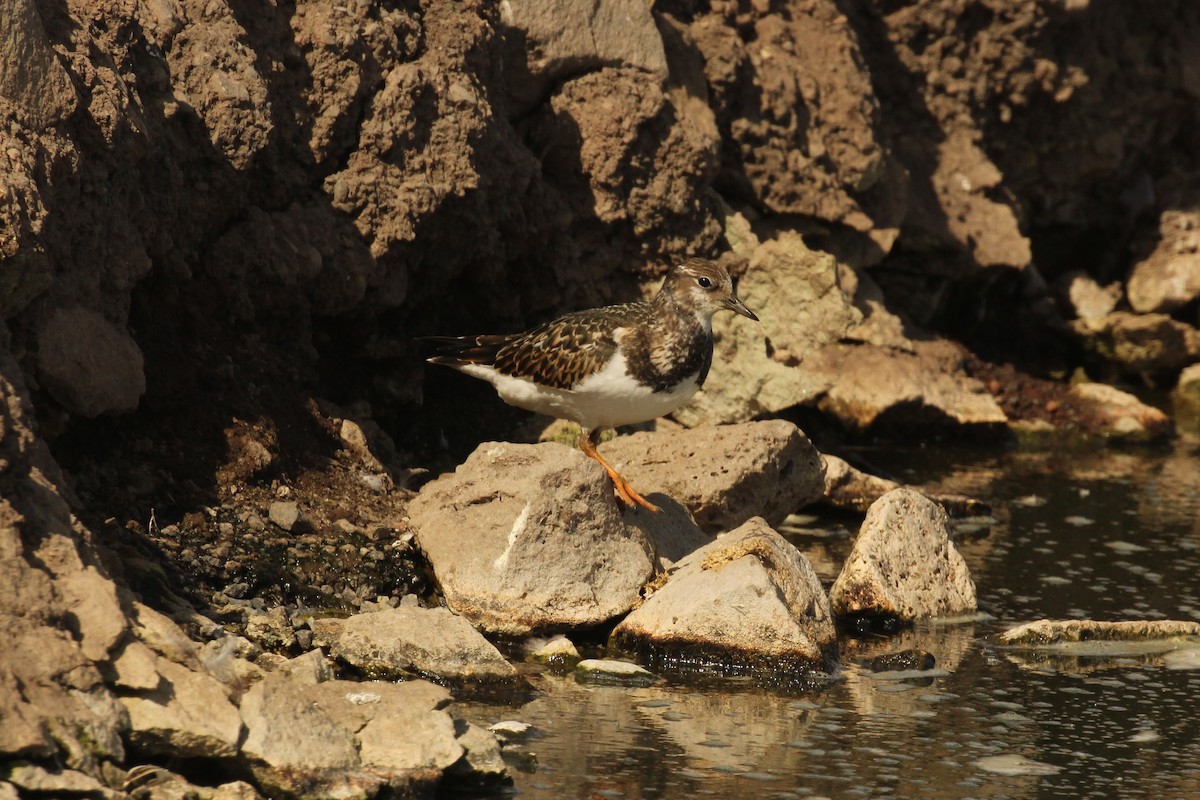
[697,276,713,289]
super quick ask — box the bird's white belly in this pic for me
[458,352,700,429]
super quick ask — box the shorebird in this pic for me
[423,258,758,511]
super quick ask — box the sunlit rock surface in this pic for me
[830,489,977,622]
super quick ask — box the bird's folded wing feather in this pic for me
[494,307,632,390]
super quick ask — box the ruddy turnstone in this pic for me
[423,258,758,512]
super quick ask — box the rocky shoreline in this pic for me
[4,0,1200,797]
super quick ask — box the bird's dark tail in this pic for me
[419,334,515,367]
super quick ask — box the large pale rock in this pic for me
[612,518,836,674]
[675,231,1006,432]
[311,606,521,687]
[410,442,657,635]
[36,307,146,417]
[811,341,1008,431]
[240,675,479,798]
[1072,311,1199,374]
[1127,208,1200,313]
[500,0,668,114]
[675,231,861,426]
[600,420,825,534]
[120,657,243,759]
[830,489,976,621]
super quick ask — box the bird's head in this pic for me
[661,258,758,323]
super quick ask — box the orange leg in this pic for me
[579,429,661,513]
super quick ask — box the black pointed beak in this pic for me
[726,295,758,321]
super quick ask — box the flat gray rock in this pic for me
[600,420,825,534]
[410,441,657,635]
[612,517,836,673]
[830,488,976,622]
[311,606,520,687]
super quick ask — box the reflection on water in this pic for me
[456,440,1200,799]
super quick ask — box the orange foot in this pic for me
[578,428,661,513]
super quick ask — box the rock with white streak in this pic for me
[612,517,836,674]
[410,441,657,635]
[830,489,976,622]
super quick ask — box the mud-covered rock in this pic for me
[830,489,976,623]
[600,420,825,534]
[612,518,836,675]
[311,606,521,688]
[410,442,657,635]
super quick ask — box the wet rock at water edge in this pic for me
[409,441,658,635]
[612,517,837,678]
[820,453,901,513]
[599,420,826,534]
[574,659,663,687]
[830,488,977,625]
[1000,619,1200,646]
[528,635,582,670]
[820,453,989,517]
[310,606,522,689]
[1067,382,1172,442]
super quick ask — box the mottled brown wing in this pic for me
[493,305,641,389]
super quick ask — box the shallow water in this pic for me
[457,439,1200,799]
